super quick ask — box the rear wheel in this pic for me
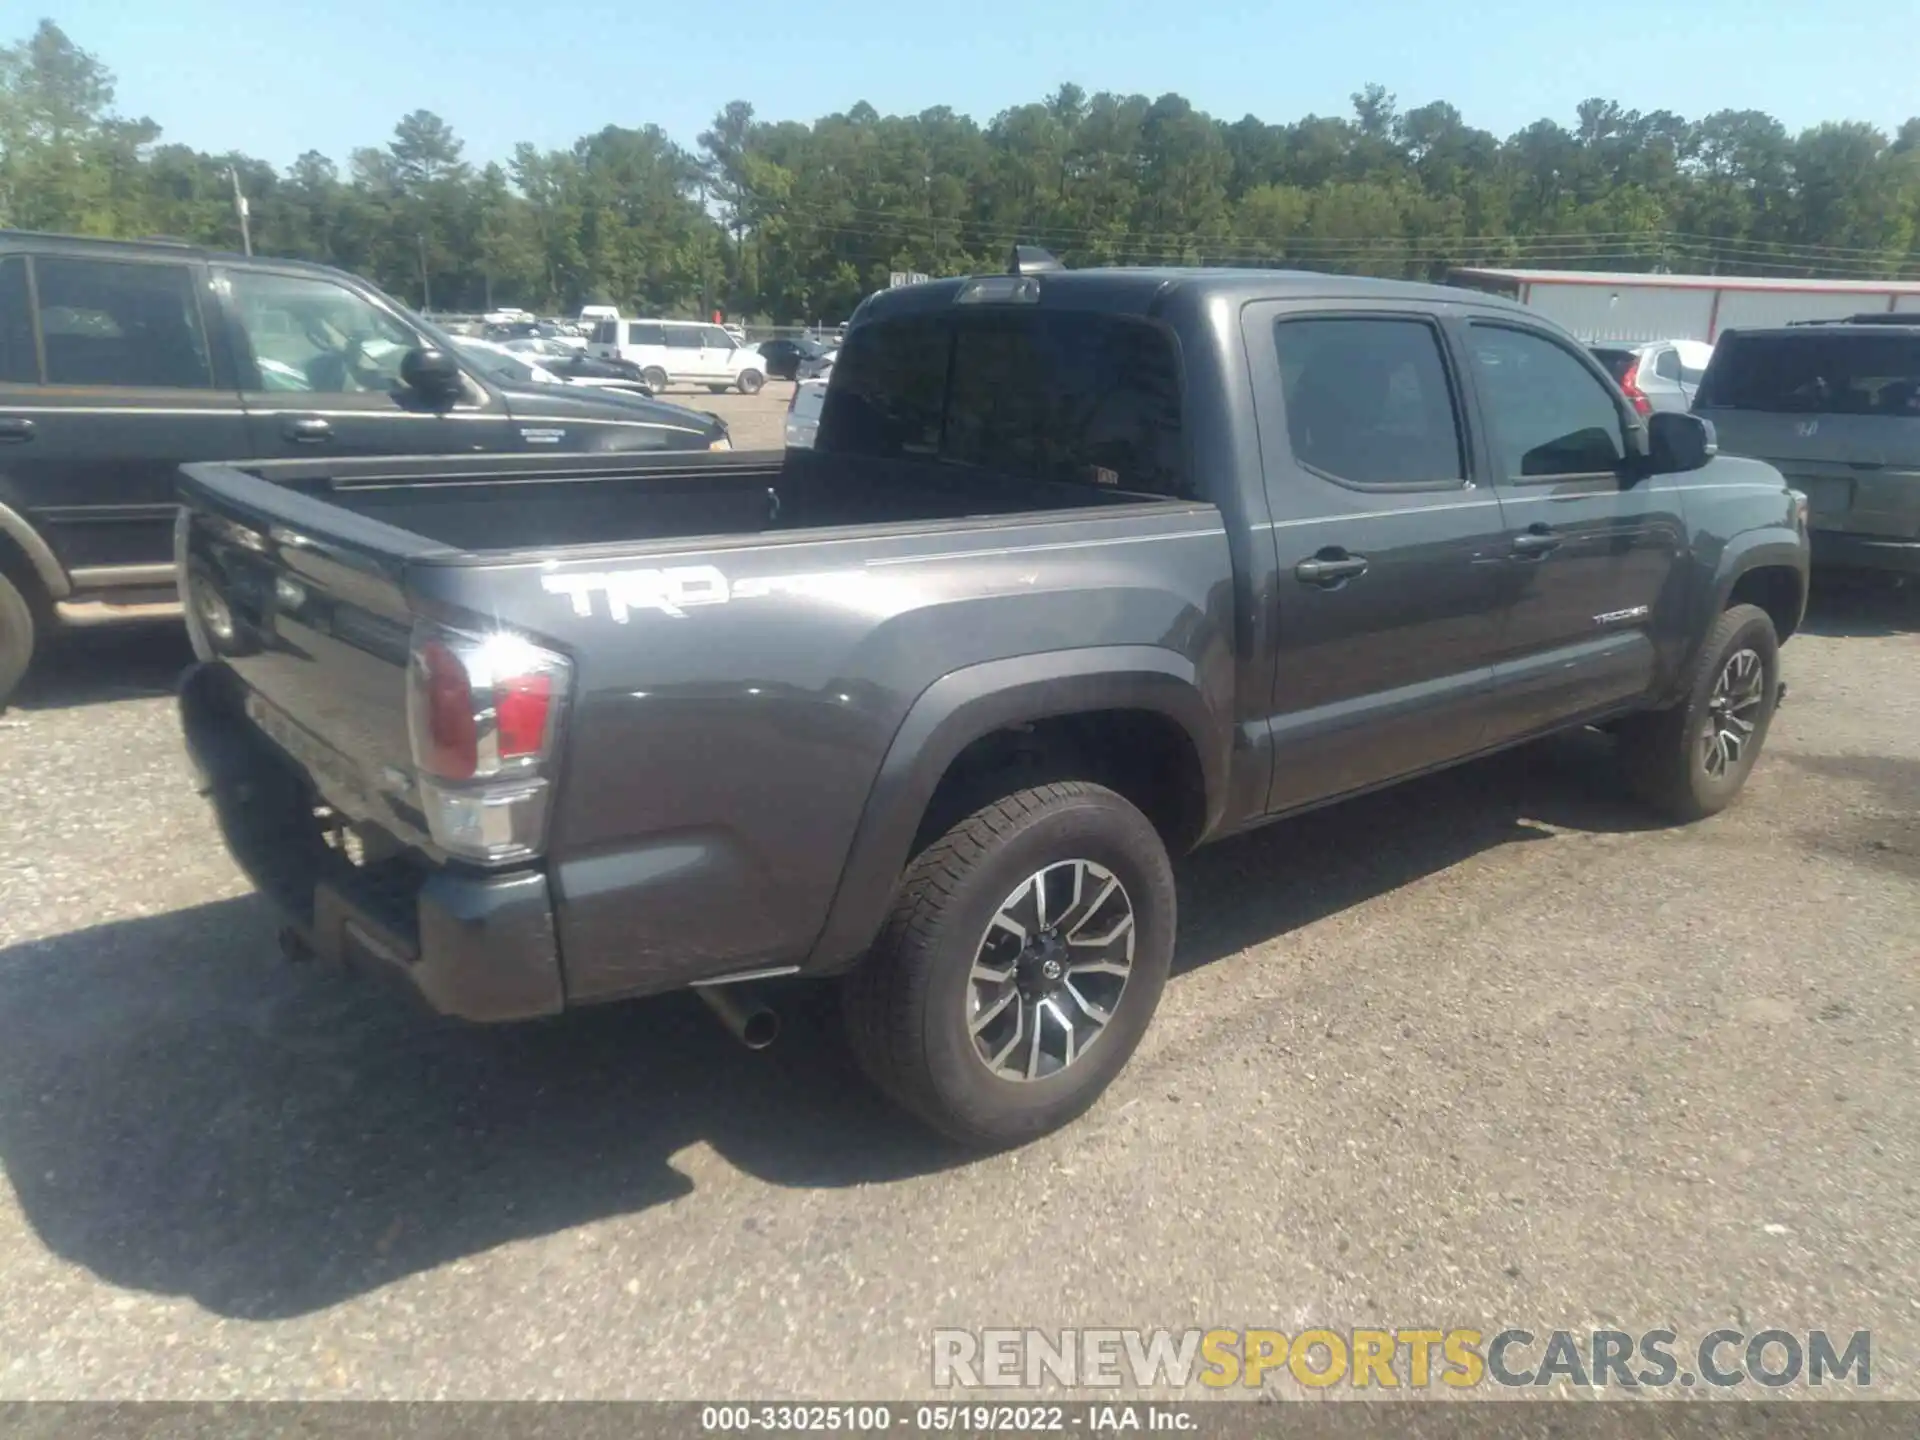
[736,369,765,396]
[843,781,1175,1148]
[641,367,669,393]
[1617,603,1780,821]
[0,569,36,709]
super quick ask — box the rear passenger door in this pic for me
[1247,303,1513,814]
[1464,321,1688,745]
[663,327,704,383]
[0,251,250,587]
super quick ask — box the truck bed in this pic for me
[201,448,1157,558]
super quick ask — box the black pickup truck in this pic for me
[176,259,1810,1146]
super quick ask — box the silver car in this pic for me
[1695,321,1920,574]
[1591,339,1713,415]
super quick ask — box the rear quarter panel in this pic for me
[410,505,1235,1002]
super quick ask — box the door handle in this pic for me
[282,416,332,443]
[1294,551,1370,586]
[0,417,34,443]
[1511,528,1561,557]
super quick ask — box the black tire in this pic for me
[1617,603,1780,821]
[0,568,35,709]
[707,384,730,394]
[736,369,765,396]
[641,367,669,393]
[843,781,1175,1148]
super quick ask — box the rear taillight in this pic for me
[1619,360,1653,417]
[406,624,570,864]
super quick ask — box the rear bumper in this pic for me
[180,663,565,1022]
[1811,531,1920,575]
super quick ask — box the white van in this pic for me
[588,318,767,394]
[579,304,619,328]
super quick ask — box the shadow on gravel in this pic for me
[1798,574,1919,638]
[10,623,195,712]
[0,729,1659,1319]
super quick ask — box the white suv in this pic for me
[588,318,767,395]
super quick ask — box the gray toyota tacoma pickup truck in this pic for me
[176,257,1810,1146]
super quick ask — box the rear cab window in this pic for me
[1697,332,1920,416]
[818,309,1189,498]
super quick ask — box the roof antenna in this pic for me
[1008,244,1064,276]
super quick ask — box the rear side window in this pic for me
[664,327,702,350]
[626,322,665,346]
[1697,333,1920,416]
[0,257,36,382]
[1275,317,1465,488]
[34,257,212,389]
[820,311,1188,497]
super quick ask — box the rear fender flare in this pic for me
[805,646,1228,971]
[0,498,69,599]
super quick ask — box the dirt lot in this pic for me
[656,379,796,451]
[0,575,1915,1399]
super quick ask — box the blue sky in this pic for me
[39,0,1917,169]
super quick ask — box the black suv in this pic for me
[0,230,731,703]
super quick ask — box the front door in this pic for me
[699,325,737,383]
[1246,303,1514,815]
[1464,321,1689,744]
[0,252,251,585]
[219,268,516,459]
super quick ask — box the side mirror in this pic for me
[1647,411,1717,475]
[401,346,465,401]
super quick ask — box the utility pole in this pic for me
[227,166,252,255]
[417,233,431,313]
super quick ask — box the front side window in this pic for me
[0,258,35,383]
[34,257,212,389]
[1470,324,1627,479]
[226,271,416,394]
[1274,317,1465,488]
[821,311,1188,496]
[701,326,734,349]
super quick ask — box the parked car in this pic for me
[759,336,832,381]
[175,256,1806,1147]
[797,345,838,381]
[1694,318,1920,574]
[452,338,664,402]
[484,319,584,351]
[0,229,732,705]
[1590,339,1712,414]
[587,318,767,394]
[785,377,827,447]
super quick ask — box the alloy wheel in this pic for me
[1702,647,1766,779]
[967,859,1135,1082]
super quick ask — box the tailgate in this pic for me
[1702,410,1920,538]
[176,460,454,850]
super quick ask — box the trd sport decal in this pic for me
[543,565,878,620]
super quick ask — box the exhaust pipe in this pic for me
[695,983,780,1050]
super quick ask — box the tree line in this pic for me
[3,18,1918,325]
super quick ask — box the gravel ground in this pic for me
[0,581,1916,1400]
[661,381,795,452]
